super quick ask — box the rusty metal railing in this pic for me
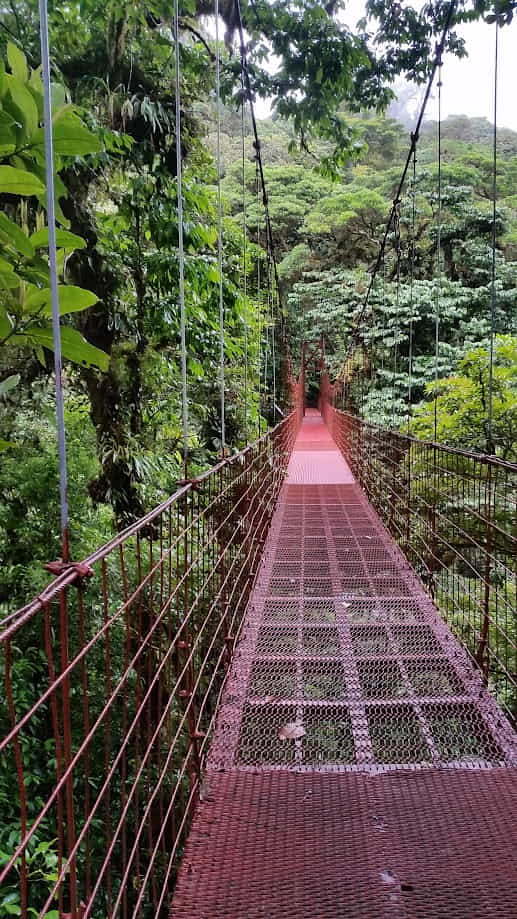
[0,410,300,919]
[321,384,517,725]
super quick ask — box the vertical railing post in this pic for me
[179,487,202,801]
[220,462,233,667]
[405,435,412,559]
[476,462,493,679]
[429,441,443,601]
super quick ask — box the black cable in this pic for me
[486,21,499,455]
[407,146,417,432]
[346,0,458,358]
[234,0,284,315]
[434,61,443,441]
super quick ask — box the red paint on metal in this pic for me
[172,769,517,919]
[171,411,517,918]
[0,407,300,918]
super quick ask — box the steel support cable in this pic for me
[240,70,249,443]
[262,235,276,424]
[380,249,386,378]
[271,265,277,418]
[174,0,189,472]
[215,0,226,453]
[487,20,499,455]
[256,158,263,437]
[235,0,292,419]
[38,0,69,560]
[267,247,277,418]
[263,252,268,419]
[345,0,458,361]
[434,61,443,441]
[234,0,283,313]
[408,146,417,432]
[392,206,402,429]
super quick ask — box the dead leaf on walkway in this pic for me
[278,721,306,741]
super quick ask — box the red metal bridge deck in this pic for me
[171,411,517,918]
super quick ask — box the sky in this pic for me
[255,1,517,131]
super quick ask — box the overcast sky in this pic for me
[255,2,517,131]
[344,0,516,130]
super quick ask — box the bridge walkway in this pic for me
[171,410,517,919]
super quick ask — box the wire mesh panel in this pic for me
[171,409,517,919]
[208,477,516,774]
[0,413,299,919]
[324,403,517,725]
[172,769,517,919]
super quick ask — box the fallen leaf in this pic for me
[278,721,306,741]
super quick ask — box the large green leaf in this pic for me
[0,212,34,257]
[32,113,102,157]
[0,165,45,196]
[0,256,20,288]
[16,325,109,370]
[30,227,86,252]
[4,75,38,139]
[7,43,28,84]
[0,372,20,395]
[0,109,16,156]
[26,163,70,227]
[0,305,12,339]
[0,271,20,289]
[24,284,98,315]
[50,84,68,113]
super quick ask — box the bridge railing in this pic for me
[323,395,517,724]
[0,410,299,919]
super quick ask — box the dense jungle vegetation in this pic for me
[1,1,515,608]
[0,1,516,912]
[218,107,517,452]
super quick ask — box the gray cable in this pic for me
[215,0,226,453]
[434,61,443,441]
[487,21,499,455]
[38,0,69,559]
[174,0,189,470]
[241,75,249,443]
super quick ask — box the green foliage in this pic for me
[266,106,517,452]
[0,43,107,377]
[0,383,113,606]
[411,337,517,460]
[0,3,515,914]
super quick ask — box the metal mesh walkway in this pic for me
[171,411,517,918]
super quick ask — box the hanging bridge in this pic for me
[1,380,516,917]
[172,407,517,919]
[2,1,517,917]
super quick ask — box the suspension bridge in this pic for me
[1,0,517,917]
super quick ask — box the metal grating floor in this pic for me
[171,411,517,918]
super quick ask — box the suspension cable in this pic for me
[256,157,263,437]
[214,0,226,453]
[407,146,417,432]
[39,0,69,560]
[173,0,189,473]
[234,0,283,310]
[487,20,499,455]
[392,204,402,428]
[380,249,386,379]
[234,0,288,424]
[268,248,277,417]
[346,0,458,358]
[434,60,443,441]
[240,70,249,444]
